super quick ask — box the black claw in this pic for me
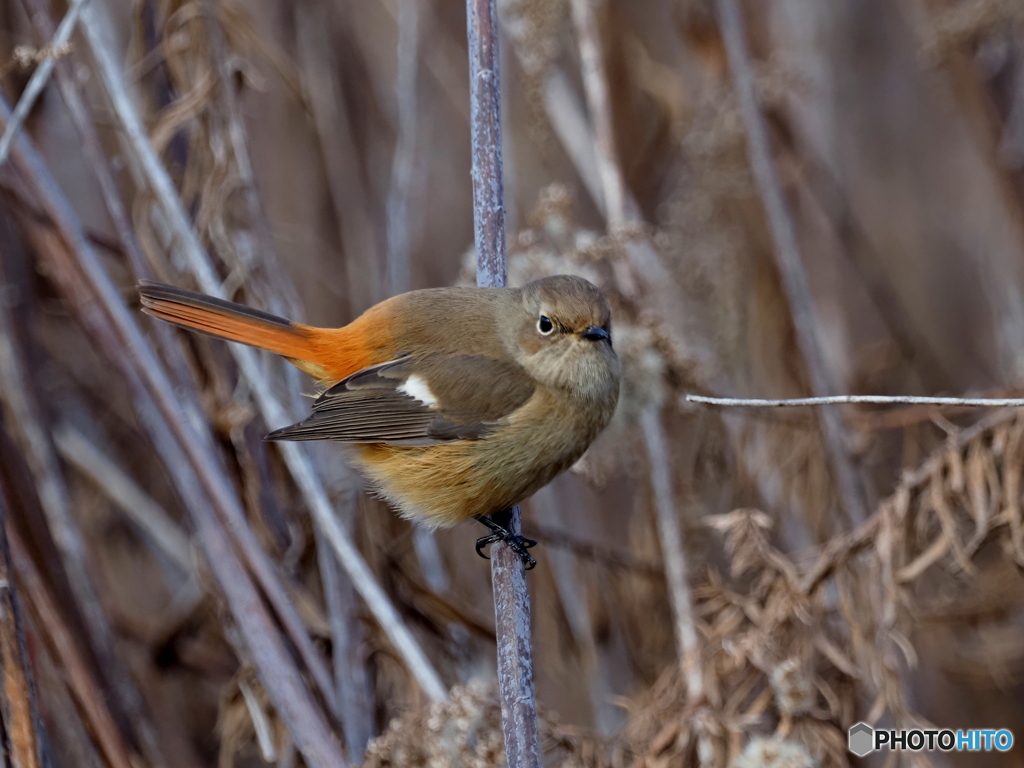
[475,532,502,560]
[474,513,538,570]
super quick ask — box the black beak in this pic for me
[580,326,610,342]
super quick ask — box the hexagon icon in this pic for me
[849,722,874,757]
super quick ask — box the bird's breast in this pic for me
[350,385,615,527]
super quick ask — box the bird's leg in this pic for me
[474,509,537,570]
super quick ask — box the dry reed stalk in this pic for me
[199,0,278,273]
[201,3,382,745]
[52,424,206,642]
[782,134,952,391]
[316,530,375,763]
[377,0,470,121]
[915,1,1024,380]
[0,0,86,165]
[16,1,140,271]
[498,0,691,333]
[569,0,704,704]
[569,0,625,232]
[639,407,703,703]
[716,0,870,526]
[0,98,349,768]
[6,525,137,768]
[0,489,45,768]
[466,0,542,765]
[688,394,1024,407]
[387,0,421,299]
[76,0,446,702]
[495,0,604,214]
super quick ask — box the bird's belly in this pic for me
[350,394,606,528]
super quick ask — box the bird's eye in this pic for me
[537,316,554,335]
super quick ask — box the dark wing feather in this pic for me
[265,354,535,445]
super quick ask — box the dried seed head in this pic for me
[734,736,817,768]
[363,680,505,768]
[770,658,815,716]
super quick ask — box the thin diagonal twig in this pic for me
[17,0,350,729]
[687,394,1024,408]
[18,0,213,418]
[0,0,89,165]
[58,2,343,716]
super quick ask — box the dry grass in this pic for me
[3,0,1024,766]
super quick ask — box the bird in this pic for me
[137,275,621,568]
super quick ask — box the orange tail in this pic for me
[137,281,353,382]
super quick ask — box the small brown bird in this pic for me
[138,275,621,567]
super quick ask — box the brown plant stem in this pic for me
[466,0,542,765]
[386,0,421,299]
[0,486,46,768]
[6,524,136,768]
[716,0,869,525]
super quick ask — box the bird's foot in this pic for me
[474,512,537,570]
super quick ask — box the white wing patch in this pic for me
[399,374,438,407]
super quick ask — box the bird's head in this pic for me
[510,275,621,404]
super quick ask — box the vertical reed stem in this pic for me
[466,1,542,765]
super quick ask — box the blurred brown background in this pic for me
[2,0,1024,766]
